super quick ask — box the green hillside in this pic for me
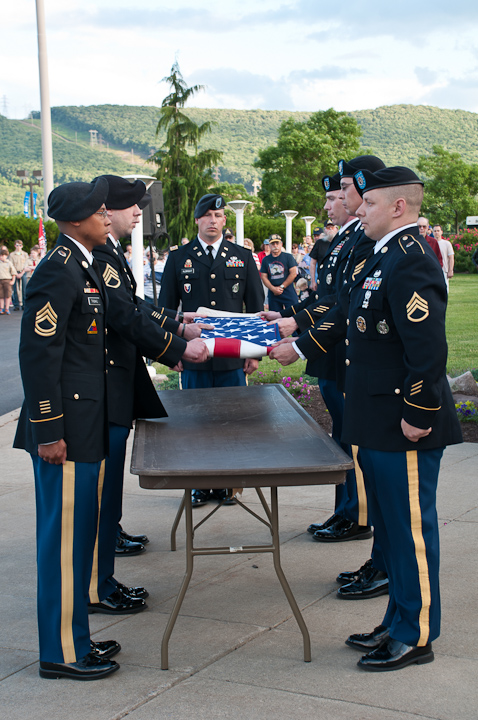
[2,104,478,216]
[0,113,147,215]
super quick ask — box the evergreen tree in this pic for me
[149,62,223,241]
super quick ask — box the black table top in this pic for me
[131,385,354,489]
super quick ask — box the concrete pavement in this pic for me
[1,408,477,720]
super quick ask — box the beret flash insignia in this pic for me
[356,171,366,189]
[324,177,331,190]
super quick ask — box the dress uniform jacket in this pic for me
[93,237,187,427]
[340,227,462,452]
[14,235,108,462]
[284,222,363,380]
[159,236,264,372]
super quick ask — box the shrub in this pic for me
[449,229,478,273]
[455,400,478,423]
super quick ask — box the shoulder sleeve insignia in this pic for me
[406,292,429,322]
[103,264,121,288]
[48,246,71,264]
[352,259,366,282]
[34,302,58,337]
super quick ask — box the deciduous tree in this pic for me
[254,109,362,217]
[417,145,478,233]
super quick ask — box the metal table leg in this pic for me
[270,487,311,662]
[161,491,194,669]
[170,493,185,551]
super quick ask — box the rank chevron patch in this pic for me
[103,264,121,288]
[352,259,366,281]
[34,302,58,337]
[406,292,429,322]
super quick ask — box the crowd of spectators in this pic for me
[0,240,41,314]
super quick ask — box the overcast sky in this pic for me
[2,0,478,119]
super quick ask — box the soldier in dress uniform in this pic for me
[88,175,208,615]
[275,166,463,671]
[13,179,121,680]
[159,193,264,505]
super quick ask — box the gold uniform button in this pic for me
[211,273,216,279]
[94,308,98,313]
[184,274,189,279]
[211,288,216,292]
[345,359,350,366]
[105,329,108,335]
[105,349,108,354]
[73,393,80,400]
[345,339,349,346]
[109,360,115,365]
[235,274,239,279]
[346,319,350,326]
[211,300,216,306]
[395,388,401,395]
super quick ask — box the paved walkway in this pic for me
[1,408,476,720]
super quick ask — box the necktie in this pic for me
[92,258,101,278]
[206,246,214,265]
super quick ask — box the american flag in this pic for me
[194,315,280,346]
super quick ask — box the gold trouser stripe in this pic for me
[60,461,76,663]
[179,371,183,390]
[351,445,368,526]
[88,460,106,604]
[406,450,431,646]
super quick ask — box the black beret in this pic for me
[338,155,385,178]
[92,175,147,210]
[138,192,152,210]
[48,178,109,222]
[194,194,226,219]
[321,172,341,192]
[353,166,424,196]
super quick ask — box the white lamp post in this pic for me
[301,216,316,237]
[226,200,251,247]
[280,210,298,253]
[123,174,156,298]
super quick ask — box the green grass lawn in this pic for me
[446,275,478,376]
[154,274,478,383]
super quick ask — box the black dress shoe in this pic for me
[192,489,211,506]
[337,563,389,599]
[312,518,373,542]
[345,625,389,651]
[358,638,434,671]
[210,489,236,505]
[118,524,149,545]
[307,512,340,534]
[116,581,149,600]
[115,535,145,556]
[39,652,119,680]
[88,587,147,615]
[90,640,121,659]
[336,558,373,584]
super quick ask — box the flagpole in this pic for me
[35,0,54,217]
